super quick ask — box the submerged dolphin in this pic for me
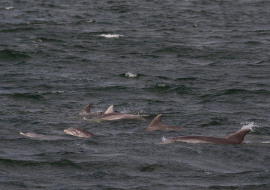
[161,126,252,144]
[64,127,94,138]
[79,104,146,121]
[81,104,147,121]
[98,105,147,121]
[145,114,184,132]
[20,132,64,140]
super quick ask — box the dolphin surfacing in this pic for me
[145,114,184,132]
[79,103,103,117]
[20,132,64,140]
[80,104,147,121]
[161,127,252,144]
[97,105,146,121]
[64,127,94,138]
[79,103,92,115]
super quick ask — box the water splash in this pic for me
[5,7,14,10]
[157,83,167,88]
[98,34,123,38]
[52,90,64,94]
[160,136,172,144]
[241,122,259,131]
[125,72,138,78]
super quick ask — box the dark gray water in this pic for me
[1,0,270,189]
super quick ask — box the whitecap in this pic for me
[5,6,14,10]
[125,72,138,78]
[52,90,64,94]
[158,83,167,88]
[204,170,213,175]
[99,34,123,38]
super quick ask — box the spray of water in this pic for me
[241,122,259,131]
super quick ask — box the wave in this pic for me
[5,6,15,10]
[38,37,64,43]
[1,26,35,33]
[4,89,65,99]
[138,163,164,172]
[0,49,30,61]
[0,157,81,168]
[119,72,140,78]
[201,88,270,99]
[51,90,65,94]
[144,83,191,94]
[154,45,194,54]
[10,93,45,101]
[175,77,198,81]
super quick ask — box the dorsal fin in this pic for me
[80,104,92,115]
[145,114,184,132]
[145,114,164,132]
[150,114,163,127]
[83,104,92,113]
[105,105,114,114]
[226,129,251,144]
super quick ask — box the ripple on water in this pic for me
[0,49,30,61]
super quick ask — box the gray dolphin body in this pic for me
[64,127,94,138]
[162,128,251,144]
[145,114,184,132]
[81,104,147,121]
[20,132,65,140]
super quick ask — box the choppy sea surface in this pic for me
[1,0,270,189]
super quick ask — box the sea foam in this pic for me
[99,34,123,38]
[125,72,138,78]
[5,7,14,10]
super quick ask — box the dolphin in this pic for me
[96,105,147,121]
[64,127,94,138]
[161,127,252,144]
[79,103,103,117]
[20,132,64,140]
[145,114,184,132]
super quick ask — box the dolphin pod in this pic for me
[19,104,256,144]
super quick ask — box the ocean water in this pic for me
[1,0,270,189]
